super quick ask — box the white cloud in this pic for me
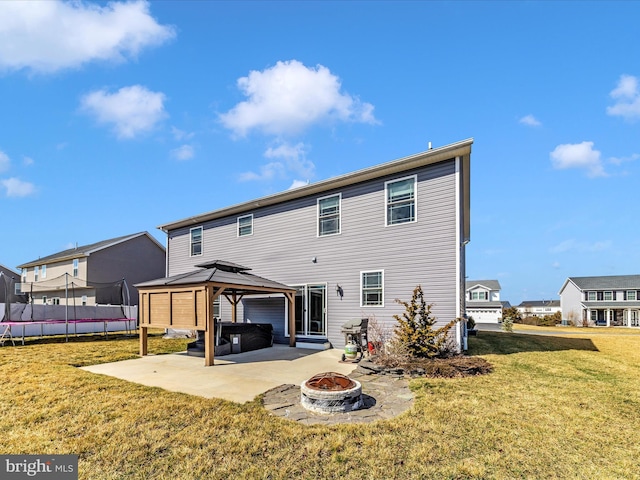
[519,114,541,127]
[551,261,560,269]
[80,85,167,139]
[609,153,640,166]
[22,155,34,166]
[0,150,9,172]
[0,0,175,74]
[240,141,316,184]
[171,126,195,141]
[289,180,308,189]
[170,144,194,161]
[607,74,640,120]
[238,161,285,182]
[1,177,35,197]
[550,141,606,178]
[264,142,315,179]
[549,239,611,254]
[219,60,378,137]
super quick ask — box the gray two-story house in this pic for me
[157,139,473,351]
[18,232,166,307]
[559,275,640,327]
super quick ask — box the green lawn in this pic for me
[1,329,640,479]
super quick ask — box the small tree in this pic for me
[501,306,519,332]
[393,285,454,358]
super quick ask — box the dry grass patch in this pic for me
[2,329,640,478]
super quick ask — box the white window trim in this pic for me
[73,259,79,277]
[627,290,637,301]
[360,270,384,307]
[237,214,253,237]
[587,291,596,301]
[604,291,613,301]
[317,193,341,237]
[81,295,87,306]
[34,266,39,282]
[385,174,417,227]
[41,265,46,279]
[190,226,203,257]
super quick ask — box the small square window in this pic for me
[627,291,637,301]
[604,291,613,301]
[238,215,253,237]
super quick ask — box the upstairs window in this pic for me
[471,291,488,301]
[21,268,26,283]
[318,194,341,236]
[627,291,637,301]
[237,214,253,237]
[73,259,79,277]
[190,227,203,256]
[386,175,416,226]
[41,265,46,279]
[34,266,39,282]
[604,291,613,301]
[361,270,384,307]
[587,291,597,301]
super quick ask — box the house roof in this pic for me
[582,301,640,309]
[135,261,296,295]
[158,138,473,240]
[466,280,501,291]
[559,275,640,294]
[17,232,165,268]
[0,263,19,277]
[466,301,503,308]
[517,300,560,308]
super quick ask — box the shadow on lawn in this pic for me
[468,331,598,356]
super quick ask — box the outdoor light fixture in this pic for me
[336,284,344,299]
[312,257,317,263]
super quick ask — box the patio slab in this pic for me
[81,345,358,403]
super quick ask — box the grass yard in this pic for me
[1,329,640,479]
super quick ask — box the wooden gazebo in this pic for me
[136,260,296,366]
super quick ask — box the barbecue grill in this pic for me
[340,318,369,362]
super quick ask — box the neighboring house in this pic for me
[559,275,640,327]
[0,264,21,303]
[17,232,166,307]
[516,300,561,318]
[155,139,473,351]
[465,280,503,323]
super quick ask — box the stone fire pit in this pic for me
[300,372,363,414]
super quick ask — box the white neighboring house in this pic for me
[465,280,503,323]
[559,275,640,327]
[516,300,561,318]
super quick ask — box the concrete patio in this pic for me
[81,345,358,403]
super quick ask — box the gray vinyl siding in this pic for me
[560,281,585,324]
[88,235,166,306]
[167,159,460,348]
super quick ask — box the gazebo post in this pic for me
[286,292,296,347]
[139,326,148,356]
[205,318,215,366]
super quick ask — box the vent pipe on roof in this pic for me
[428,141,433,150]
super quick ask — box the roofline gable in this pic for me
[17,232,165,268]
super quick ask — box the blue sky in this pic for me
[1,1,639,305]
